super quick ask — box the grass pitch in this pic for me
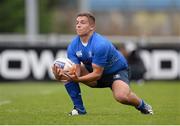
[0,81,179,125]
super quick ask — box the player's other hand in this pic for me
[65,65,79,82]
[67,71,79,83]
[52,64,76,82]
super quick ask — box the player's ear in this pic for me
[90,25,95,30]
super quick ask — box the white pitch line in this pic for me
[0,100,11,106]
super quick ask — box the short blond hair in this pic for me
[77,12,95,25]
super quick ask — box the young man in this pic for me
[52,12,153,115]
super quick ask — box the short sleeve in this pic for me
[92,43,108,67]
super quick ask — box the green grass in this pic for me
[0,81,179,125]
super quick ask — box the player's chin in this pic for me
[76,31,86,36]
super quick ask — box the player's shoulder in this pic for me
[93,32,111,43]
[93,32,107,41]
[68,35,80,48]
[92,32,112,47]
[71,35,80,44]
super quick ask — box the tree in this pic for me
[0,0,25,33]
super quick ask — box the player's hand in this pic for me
[52,64,63,81]
[67,71,79,82]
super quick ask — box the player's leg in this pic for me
[64,65,87,115]
[112,80,140,106]
[64,64,96,115]
[111,80,153,114]
[64,81,86,115]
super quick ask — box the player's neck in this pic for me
[80,31,94,43]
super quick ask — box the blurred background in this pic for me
[0,0,180,82]
[1,0,180,35]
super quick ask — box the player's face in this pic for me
[76,16,93,36]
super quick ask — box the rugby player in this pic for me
[52,12,153,115]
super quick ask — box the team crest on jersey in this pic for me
[89,51,92,57]
[76,50,82,57]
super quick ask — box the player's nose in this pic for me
[76,23,82,28]
[76,25,81,29]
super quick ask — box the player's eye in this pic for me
[80,20,87,24]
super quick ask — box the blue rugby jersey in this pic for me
[67,32,128,75]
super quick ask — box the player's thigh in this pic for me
[111,80,131,99]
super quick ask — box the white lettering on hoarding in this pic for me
[0,49,67,80]
[0,50,30,79]
[0,49,180,80]
[28,50,54,80]
[152,50,178,79]
[140,50,179,80]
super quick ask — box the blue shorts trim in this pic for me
[96,68,130,88]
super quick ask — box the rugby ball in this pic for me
[53,58,75,82]
[53,58,74,71]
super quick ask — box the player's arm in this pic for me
[74,64,81,77]
[68,63,104,83]
[79,63,103,83]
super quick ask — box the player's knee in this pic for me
[114,93,129,104]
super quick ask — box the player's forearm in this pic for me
[78,72,101,83]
